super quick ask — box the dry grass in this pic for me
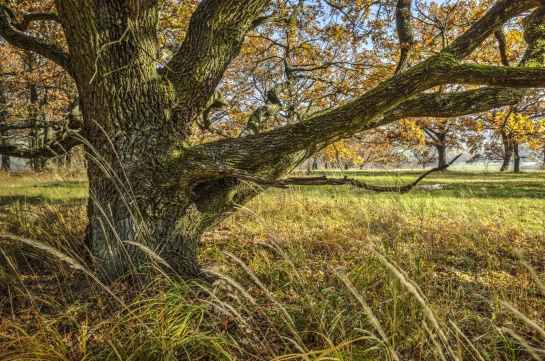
[0,171,544,360]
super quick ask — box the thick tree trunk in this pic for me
[80,96,211,278]
[500,155,511,172]
[54,0,262,280]
[76,71,214,278]
[431,123,448,169]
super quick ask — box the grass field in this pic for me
[0,170,544,360]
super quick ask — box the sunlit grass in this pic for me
[1,170,544,360]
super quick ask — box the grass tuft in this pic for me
[1,170,545,360]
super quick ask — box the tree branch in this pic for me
[199,90,229,136]
[166,0,270,128]
[197,91,232,138]
[183,58,545,186]
[395,0,414,74]
[0,6,73,76]
[447,63,545,88]
[1,6,60,32]
[211,154,462,194]
[0,131,82,159]
[380,87,525,124]
[240,79,293,137]
[174,3,545,193]
[521,7,545,67]
[494,29,510,66]
[250,0,304,29]
[446,0,542,60]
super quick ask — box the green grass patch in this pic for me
[0,173,87,207]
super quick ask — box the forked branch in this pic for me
[1,6,59,31]
[0,6,73,76]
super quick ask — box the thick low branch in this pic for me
[447,63,545,88]
[0,6,73,76]
[214,154,462,194]
[183,57,545,187]
[0,131,82,159]
[380,87,524,124]
[176,4,545,191]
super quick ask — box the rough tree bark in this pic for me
[1,0,545,279]
[0,69,8,172]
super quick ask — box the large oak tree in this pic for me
[1,0,545,279]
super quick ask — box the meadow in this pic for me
[0,170,544,360]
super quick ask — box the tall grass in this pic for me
[1,172,545,360]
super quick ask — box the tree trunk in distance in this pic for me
[500,131,513,172]
[513,141,520,173]
[436,144,447,168]
[1,131,9,172]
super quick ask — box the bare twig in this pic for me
[213,154,462,193]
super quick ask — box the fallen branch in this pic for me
[218,154,462,194]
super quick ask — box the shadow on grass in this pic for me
[0,179,88,207]
[304,170,545,199]
[37,180,86,188]
[438,183,545,199]
[0,195,86,207]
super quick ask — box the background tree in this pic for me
[0,0,77,171]
[469,100,545,172]
[1,0,545,279]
